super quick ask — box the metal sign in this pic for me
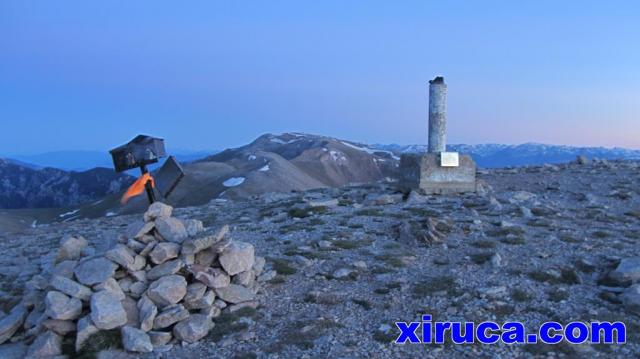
[440,152,460,167]
[155,156,185,199]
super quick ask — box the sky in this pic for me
[1,1,639,155]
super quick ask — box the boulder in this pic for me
[0,305,27,344]
[153,305,189,330]
[26,331,62,357]
[215,284,255,304]
[148,330,172,346]
[90,291,127,330]
[0,342,27,359]
[154,217,188,243]
[184,219,204,237]
[45,291,82,321]
[146,259,184,281]
[75,315,99,352]
[94,277,126,301]
[127,220,155,240]
[182,225,228,255]
[194,267,230,289]
[621,284,640,315]
[195,250,217,267]
[184,283,207,303]
[137,296,157,332]
[219,241,255,276]
[74,257,118,285]
[149,242,181,265]
[105,244,136,270]
[144,202,173,222]
[121,326,153,353]
[609,257,640,285]
[173,314,212,343]
[122,296,140,327]
[185,289,215,310]
[51,276,92,301]
[42,319,76,336]
[52,260,77,279]
[57,235,88,262]
[146,275,187,307]
[232,270,255,287]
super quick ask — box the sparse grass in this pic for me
[511,288,533,302]
[355,208,384,217]
[559,233,582,243]
[403,207,441,217]
[338,198,354,206]
[265,319,341,353]
[308,218,325,226]
[547,288,569,302]
[207,308,257,342]
[528,268,580,285]
[352,299,373,310]
[287,206,328,218]
[374,253,406,268]
[333,238,372,250]
[268,258,297,275]
[471,239,497,248]
[74,330,122,359]
[470,252,494,265]
[624,210,640,219]
[413,276,460,298]
[373,330,397,343]
[592,230,611,239]
[500,235,526,245]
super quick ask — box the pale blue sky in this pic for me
[1,1,639,154]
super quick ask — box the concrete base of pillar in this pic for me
[398,153,477,194]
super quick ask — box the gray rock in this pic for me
[26,331,62,357]
[146,259,184,281]
[0,342,27,359]
[173,314,212,343]
[185,289,215,310]
[610,257,640,285]
[252,256,266,276]
[194,266,230,289]
[52,260,77,279]
[74,257,118,285]
[258,270,277,282]
[155,217,188,243]
[137,296,157,332]
[200,305,222,319]
[219,241,255,276]
[0,305,27,344]
[195,249,217,267]
[576,155,591,165]
[122,296,139,327]
[127,220,155,240]
[182,225,229,255]
[42,319,76,335]
[90,291,127,330]
[121,326,153,353]
[129,281,148,298]
[153,305,189,330]
[184,283,207,303]
[75,315,99,352]
[232,270,254,287]
[94,277,126,301]
[184,219,204,237]
[57,235,88,262]
[149,242,181,265]
[215,284,255,304]
[148,330,172,346]
[45,291,82,320]
[332,268,353,279]
[105,244,136,270]
[146,275,187,307]
[140,240,158,257]
[144,202,173,222]
[621,284,640,315]
[51,275,92,301]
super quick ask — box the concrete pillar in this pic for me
[428,76,447,153]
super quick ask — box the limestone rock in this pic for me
[193,266,230,289]
[155,217,188,243]
[148,331,172,346]
[26,331,62,357]
[137,296,157,332]
[106,244,136,270]
[215,284,255,304]
[57,235,88,262]
[173,314,212,343]
[45,291,82,321]
[74,257,118,286]
[149,242,181,265]
[0,342,27,359]
[184,219,204,237]
[75,315,99,352]
[146,259,184,281]
[127,220,155,240]
[144,202,173,222]
[52,260,77,279]
[153,305,189,330]
[232,270,255,287]
[184,283,207,303]
[609,257,640,285]
[42,319,76,336]
[0,305,27,344]
[219,241,255,276]
[51,276,92,301]
[182,225,228,255]
[252,256,266,276]
[146,275,187,307]
[621,284,640,315]
[94,278,125,301]
[185,289,215,310]
[121,326,153,353]
[90,291,127,330]
[122,296,140,327]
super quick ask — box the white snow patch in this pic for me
[106,212,117,217]
[270,137,298,145]
[329,150,347,162]
[340,141,400,160]
[322,148,328,152]
[31,220,37,228]
[258,164,270,172]
[248,155,257,161]
[223,177,245,187]
[59,209,79,218]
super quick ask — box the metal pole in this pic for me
[140,165,156,204]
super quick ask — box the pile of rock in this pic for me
[0,202,271,356]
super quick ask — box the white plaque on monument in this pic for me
[440,152,459,167]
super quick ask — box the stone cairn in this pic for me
[0,202,272,356]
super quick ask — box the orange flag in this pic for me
[121,173,155,205]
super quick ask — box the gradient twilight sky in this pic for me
[1,1,639,155]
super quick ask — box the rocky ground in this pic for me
[0,158,639,358]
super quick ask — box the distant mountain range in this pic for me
[1,134,639,216]
[373,143,640,168]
